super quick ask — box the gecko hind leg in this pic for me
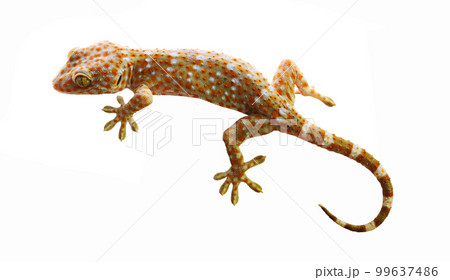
[214,115,276,205]
[272,59,335,107]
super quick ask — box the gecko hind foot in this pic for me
[102,96,139,141]
[213,155,266,205]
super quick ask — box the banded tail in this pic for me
[290,114,393,232]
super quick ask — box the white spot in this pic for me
[224,91,229,95]
[231,94,235,98]
[196,55,207,60]
[349,144,362,159]
[171,58,178,65]
[157,77,161,81]
[247,73,254,79]
[145,57,152,63]
[261,89,269,98]
[167,67,174,72]
[374,164,387,179]
[279,107,288,117]
[231,86,236,91]
[322,131,334,148]
[300,121,312,139]
[280,85,286,90]
[209,77,215,82]
[231,78,239,84]
[212,85,216,90]
[365,221,377,231]
[216,71,221,76]
[138,68,143,72]
[191,86,195,89]
[383,196,393,208]
[269,85,275,92]
[151,71,156,75]
[226,63,235,70]
[193,65,201,71]
[187,78,192,82]
[169,52,178,57]
[221,96,226,100]
[206,89,211,94]
[188,72,193,76]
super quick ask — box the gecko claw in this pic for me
[231,182,240,205]
[214,171,228,181]
[128,118,139,132]
[119,121,126,141]
[104,117,119,131]
[116,95,125,105]
[102,106,117,113]
[219,178,231,195]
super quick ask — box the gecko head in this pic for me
[52,41,132,95]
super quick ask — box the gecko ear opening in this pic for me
[73,72,92,88]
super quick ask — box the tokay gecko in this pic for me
[53,41,393,232]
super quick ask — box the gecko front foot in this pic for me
[102,95,138,141]
[213,155,266,205]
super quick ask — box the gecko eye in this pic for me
[73,73,92,87]
[116,75,122,86]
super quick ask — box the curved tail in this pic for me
[291,115,393,232]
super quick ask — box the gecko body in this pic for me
[53,41,393,232]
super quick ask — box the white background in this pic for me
[0,0,449,279]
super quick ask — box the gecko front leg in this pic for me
[102,84,153,141]
[214,115,278,205]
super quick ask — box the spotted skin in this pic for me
[53,41,393,232]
